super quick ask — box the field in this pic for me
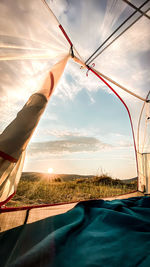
[6,172,137,207]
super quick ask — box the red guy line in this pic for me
[0,191,16,207]
[59,24,73,47]
[0,190,138,213]
[0,150,17,163]
[89,67,138,191]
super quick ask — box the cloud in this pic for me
[43,111,58,121]
[28,130,133,157]
[30,123,134,149]
[101,132,134,148]
[28,135,112,156]
[42,128,89,138]
[53,59,108,101]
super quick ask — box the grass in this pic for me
[6,173,137,207]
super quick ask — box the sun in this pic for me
[48,167,54,174]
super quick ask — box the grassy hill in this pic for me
[6,172,137,207]
[21,172,95,182]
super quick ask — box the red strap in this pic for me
[59,24,73,46]
[0,199,77,212]
[0,150,17,163]
[0,191,16,207]
[0,190,138,213]
[48,71,54,97]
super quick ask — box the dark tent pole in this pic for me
[85,0,149,65]
[122,0,150,20]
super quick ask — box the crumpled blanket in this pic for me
[0,196,150,267]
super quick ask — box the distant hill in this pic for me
[21,172,137,184]
[122,177,137,183]
[21,172,95,182]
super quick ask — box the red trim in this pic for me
[0,200,77,213]
[59,24,73,46]
[0,191,16,207]
[0,150,17,163]
[89,67,138,191]
[49,72,54,97]
[0,189,139,213]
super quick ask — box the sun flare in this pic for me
[48,167,54,174]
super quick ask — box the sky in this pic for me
[0,0,150,179]
[25,66,136,178]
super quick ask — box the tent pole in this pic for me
[91,68,146,102]
[122,0,150,20]
[86,1,150,65]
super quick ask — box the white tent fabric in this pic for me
[0,0,150,205]
[0,56,69,205]
[88,11,150,192]
[0,0,72,204]
[0,0,72,127]
[137,152,150,193]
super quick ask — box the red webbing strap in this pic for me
[0,191,16,207]
[48,71,54,97]
[59,24,73,47]
[0,200,77,213]
[0,150,17,163]
[0,190,138,213]
[89,67,138,191]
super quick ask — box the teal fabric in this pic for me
[0,197,150,267]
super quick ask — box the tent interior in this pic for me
[0,0,150,266]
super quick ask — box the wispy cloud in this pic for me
[28,130,134,158]
[53,60,108,101]
[28,135,112,156]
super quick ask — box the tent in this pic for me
[0,1,150,265]
[0,0,150,204]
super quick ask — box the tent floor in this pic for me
[0,191,144,232]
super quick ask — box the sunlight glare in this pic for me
[48,167,54,174]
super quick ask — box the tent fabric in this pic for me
[0,196,150,266]
[0,0,70,62]
[138,152,150,193]
[0,203,77,232]
[0,56,69,205]
[0,0,71,128]
[0,151,26,205]
[92,11,150,143]
[0,0,150,198]
[0,210,27,233]
[0,0,72,205]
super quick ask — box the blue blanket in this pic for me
[0,196,150,267]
